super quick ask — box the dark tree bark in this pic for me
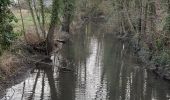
[46,0,60,54]
[62,0,75,33]
[39,0,46,38]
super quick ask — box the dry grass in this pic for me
[0,52,22,76]
[25,26,45,44]
[98,0,114,15]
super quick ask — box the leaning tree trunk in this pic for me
[141,0,148,36]
[39,0,46,38]
[62,0,75,33]
[28,0,40,40]
[62,15,71,33]
[46,23,56,54]
[18,0,27,41]
[46,0,60,54]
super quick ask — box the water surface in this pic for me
[1,23,170,100]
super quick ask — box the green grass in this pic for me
[11,9,51,33]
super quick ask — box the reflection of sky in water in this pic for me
[75,37,107,100]
[3,71,50,100]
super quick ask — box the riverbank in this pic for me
[0,5,83,88]
[124,36,170,81]
[0,43,34,82]
[0,31,72,99]
[0,49,35,98]
[139,48,170,80]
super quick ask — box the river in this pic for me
[1,22,170,100]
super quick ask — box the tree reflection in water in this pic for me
[1,23,170,100]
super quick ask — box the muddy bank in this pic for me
[0,51,35,98]
[0,52,33,80]
[0,62,34,98]
[0,47,52,99]
[0,28,73,97]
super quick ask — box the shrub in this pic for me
[0,0,17,54]
[153,50,170,66]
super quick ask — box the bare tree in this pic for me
[28,0,41,40]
